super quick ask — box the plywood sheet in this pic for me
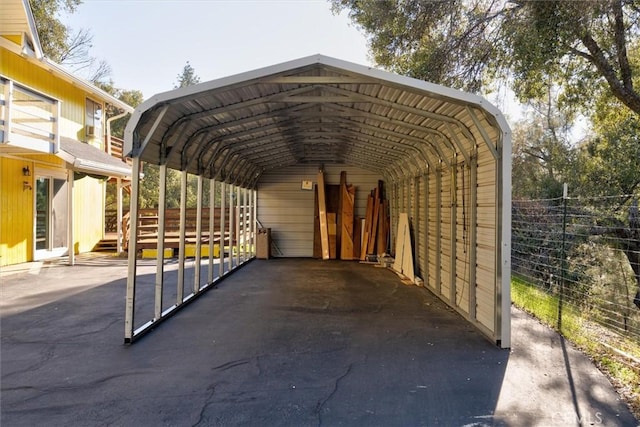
[393,213,415,282]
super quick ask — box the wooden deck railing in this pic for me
[122,207,251,251]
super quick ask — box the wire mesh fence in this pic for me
[512,194,640,370]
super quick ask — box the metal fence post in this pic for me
[559,183,568,330]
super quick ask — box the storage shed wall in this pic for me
[383,139,501,338]
[257,164,383,257]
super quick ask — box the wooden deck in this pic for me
[123,207,250,251]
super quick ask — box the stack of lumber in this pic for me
[315,170,356,260]
[359,180,389,260]
[314,172,389,261]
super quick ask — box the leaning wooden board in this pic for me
[368,186,380,255]
[360,193,374,260]
[393,212,415,282]
[313,185,322,258]
[377,200,389,255]
[317,170,330,260]
[340,173,355,260]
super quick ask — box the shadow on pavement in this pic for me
[1,257,637,426]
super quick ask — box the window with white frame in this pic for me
[85,98,103,143]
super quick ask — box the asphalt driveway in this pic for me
[1,255,637,426]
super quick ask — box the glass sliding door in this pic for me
[35,174,68,259]
[35,177,50,250]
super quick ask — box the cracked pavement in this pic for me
[1,256,638,426]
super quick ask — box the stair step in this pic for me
[93,238,118,252]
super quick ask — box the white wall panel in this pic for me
[417,175,428,281]
[439,167,452,300]
[257,164,382,257]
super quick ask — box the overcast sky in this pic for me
[64,0,372,99]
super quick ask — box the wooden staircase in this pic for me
[93,236,118,252]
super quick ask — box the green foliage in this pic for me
[511,92,576,199]
[96,80,144,139]
[30,0,82,63]
[30,0,109,81]
[574,92,640,200]
[332,0,503,92]
[332,0,640,115]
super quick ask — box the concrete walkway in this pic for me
[1,255,637,426]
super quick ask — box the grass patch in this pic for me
[511,275,640,419]
[511,275,581,336]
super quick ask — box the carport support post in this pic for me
[116,177,123,254]
[235,185,241,266]
[242,187,248,260]
[247,187,252,258]
[469,154,477,320]
[155,164,167,319]
[228,184,235,272]
[208,179,216,283]
[252,188,257,257]
[177,170,188,303]
[219,182,226,276]
[435,169,442,294]
[194,175,204,293]
[450,162,457,305]
[424,172,430,287]
[125,157,142,342]
[67,169,74,266]
[414,176,420,280]
[499,132,512,349]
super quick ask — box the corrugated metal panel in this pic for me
[390,181,399,252]
[455,161,470,314]
[257,164,382,257]
[475,141,497,331]
[416,175,427,280]
[427,172,439,292]
[439,167,451,301]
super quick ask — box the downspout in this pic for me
[106,110,129,155]
[106,109,130,253]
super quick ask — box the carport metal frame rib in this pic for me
[123,55,512,348]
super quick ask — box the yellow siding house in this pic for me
[0,0,133,266]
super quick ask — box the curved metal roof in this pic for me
[124,55,510,187]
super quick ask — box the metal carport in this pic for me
[123,55,511,348]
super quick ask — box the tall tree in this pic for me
[30,0,81,62]
[30,0,109,82]
[174,61,201,89]
[331,0,640,115]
